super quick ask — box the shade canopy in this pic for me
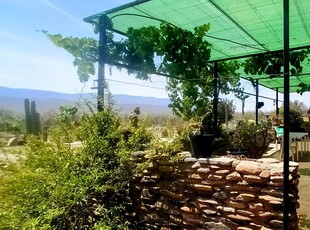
[84,0,310,93]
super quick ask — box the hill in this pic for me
[0,86,171,115]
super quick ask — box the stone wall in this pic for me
[128,152,299,230]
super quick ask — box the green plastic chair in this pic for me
[274,127,284,153]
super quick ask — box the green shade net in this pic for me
[85,0,310,93]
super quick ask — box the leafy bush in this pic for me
[0,109,24,135]
[229,119,272,158]
[0,104,149,229]
[119,109,153,152]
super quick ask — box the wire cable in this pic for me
[105,78,166,90]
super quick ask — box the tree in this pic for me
[234,91,249,115]
[44,22,241,121]
[279,100,305,131]
[289,100,308,114]
[218,99,236,126]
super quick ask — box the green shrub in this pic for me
[229,119,272,158]
[120,117,153,152]
[0,104,145,229]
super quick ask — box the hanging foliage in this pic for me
[297,83,310,95]
[166,60,240,120]
[44,22,242,119]
[243,48,310,95]
[243,49,310,76]
[43,30,99,83]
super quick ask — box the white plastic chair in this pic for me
[279,136,298,161]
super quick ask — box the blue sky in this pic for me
[0,0,309,113]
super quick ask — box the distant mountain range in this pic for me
[0,86,171,115]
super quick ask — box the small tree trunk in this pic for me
[242,100,245,115]
[36,112,41,135]
[43,126,48,141]
[225,103,228,127]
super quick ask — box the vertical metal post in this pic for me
[283,0,290,229]
[255,79,259,124]
[276,88,279,116]
[97,15,107,111]
[213,62,219,135]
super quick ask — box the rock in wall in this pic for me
[127,152,299,230]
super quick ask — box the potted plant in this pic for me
[228,119,272,158]
[188,112,217,158]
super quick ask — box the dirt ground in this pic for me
[299,175,310,217]
[298,161,310,218]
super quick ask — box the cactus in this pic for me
[24,98,32,134]
[24,99,41,136]
[30,101,38,135]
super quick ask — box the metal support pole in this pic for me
[97,15,107,111]
[213,62,219,136]
[255,79,259,124]
[283,0,290,229]
[276,88,279,116]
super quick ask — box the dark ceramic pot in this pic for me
[189,134,214,158]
